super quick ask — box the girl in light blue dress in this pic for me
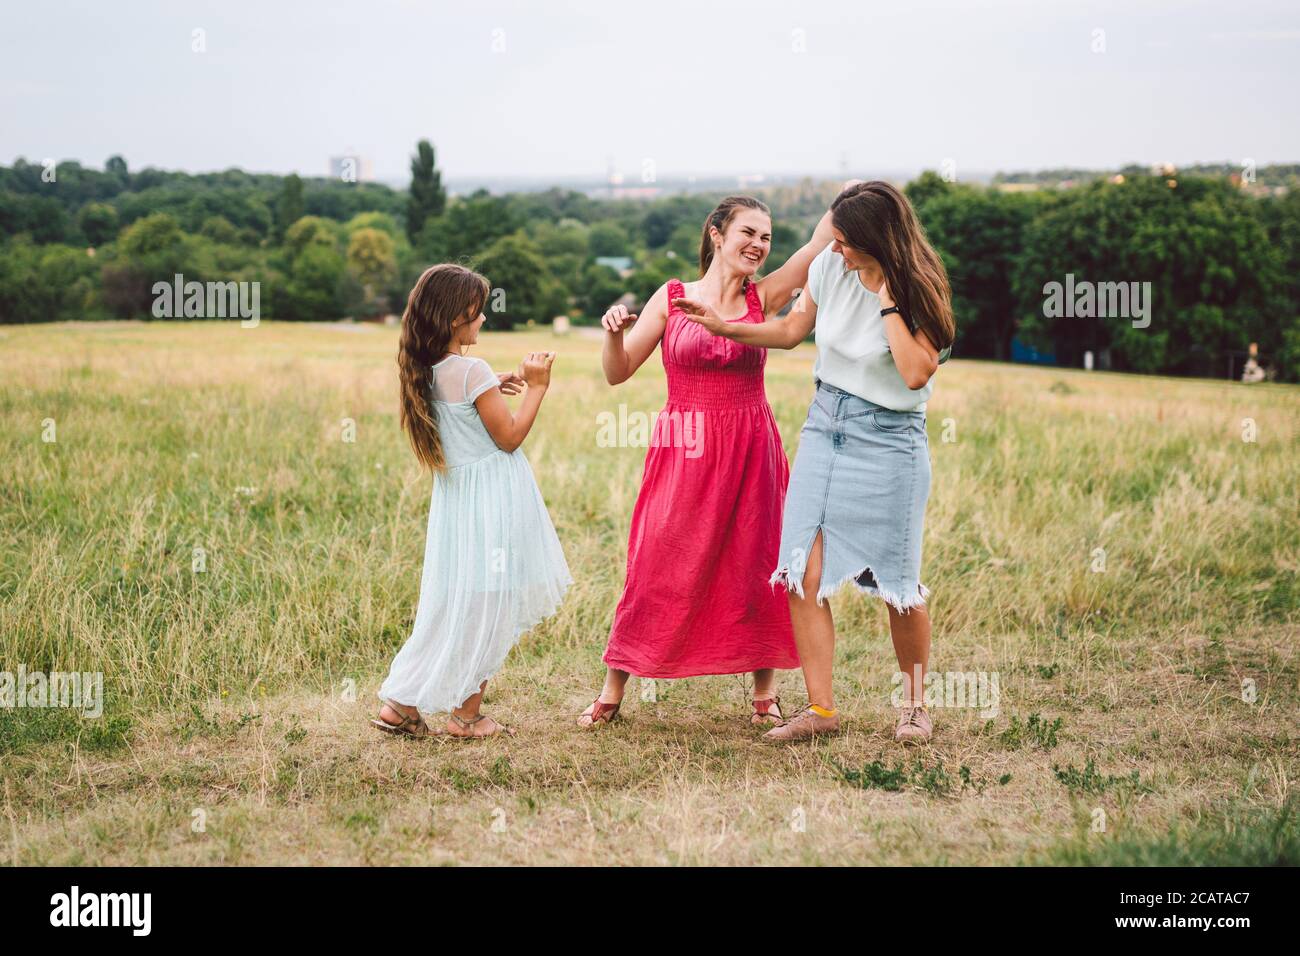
[372,263,571,739]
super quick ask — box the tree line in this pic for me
[1,145,1297,381]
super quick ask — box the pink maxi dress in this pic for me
[603,278,799,677]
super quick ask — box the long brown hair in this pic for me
[830,181,956,352]
[397,263,490,472]
[699,195,771,278]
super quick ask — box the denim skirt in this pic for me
[771,381,932,613]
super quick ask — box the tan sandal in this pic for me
[751,695,783,725]
[447,712,514,739]
[370,699,438,738]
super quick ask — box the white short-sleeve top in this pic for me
[428,354,504,467]
[430,354,499,405]
[805,247,950,412]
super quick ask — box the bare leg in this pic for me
[577,667,630,726]
[451,681,486,721]
[751,667,783,723]
[887,604,931,703]
[889,602,934,743]
[787,531,837,711]
[447,680,507,737]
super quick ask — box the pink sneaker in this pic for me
[894,704,933,744]
[762,706,841,743]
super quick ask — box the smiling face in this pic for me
[831,225,881,273]
[713,208,772,276]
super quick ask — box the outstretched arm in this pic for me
[756,210,834,316]
[675,290,818,350]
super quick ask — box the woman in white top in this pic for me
[678,181,956,744]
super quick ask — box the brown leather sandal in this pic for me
[447,712,514,738]
[751,695,783,725]
[370,699,438,738]
[577,697,621,729]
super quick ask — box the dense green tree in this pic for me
[118,212,184,258]
[576,262,627,319]
[532,219,589,258]
[0,238,101,323]
[274,174,305,241]
[1014,175,1277,375]
[0,194,68,243]
[199,215,239,245]
[344,211,401,238]
[1256,189,1300,380]
[639,195,716,248]
[528,219,590,299]
[2,153,1296,382]
[473,233,565,329]
[588,222,630,257]
[77,202,119,247]
[345,227,398,317]
[905,170,954,209]
[283,216,341,259]
[99,213,226,317]
[406,139,446,244]
[664,221,701,265]
[641,206,677,248]
[627,252,684,304]
[279,244,346,321]
[912,185,1044,360]
[418,190,518,262]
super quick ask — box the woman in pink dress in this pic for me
[578,195,834,727]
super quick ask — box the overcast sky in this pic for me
[4,0,1298,183]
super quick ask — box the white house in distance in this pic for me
[595,256,634,278]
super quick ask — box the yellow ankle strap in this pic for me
[809,704,837,718]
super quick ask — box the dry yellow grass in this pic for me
[0,320,1296,865]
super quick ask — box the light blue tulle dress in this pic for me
[378,354,572,713]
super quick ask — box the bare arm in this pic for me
[755,210,833,316]
[601,283,669,385]
[877,282,940,389]
[475,351,555,452]
[674,290,818,350]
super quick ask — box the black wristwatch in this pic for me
[880,306,901,317]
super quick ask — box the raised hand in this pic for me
[601,303,637,334]
[520,351,556,389]
[876,278,896,310]
[496,370,525,396]
[672,297,725,334]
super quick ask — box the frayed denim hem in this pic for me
[770,564,930,615]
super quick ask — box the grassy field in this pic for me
[1,319,1297,866]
